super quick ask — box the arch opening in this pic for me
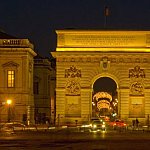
[92,77,118,121]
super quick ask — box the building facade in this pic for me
[0,31,36,124]
[52,30,150,126]
[0,31,56,125]
[33,54,55,125]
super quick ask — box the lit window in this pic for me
[7,70,15,87]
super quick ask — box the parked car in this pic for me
[0,122,26,132]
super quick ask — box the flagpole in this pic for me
[104,6,109,29]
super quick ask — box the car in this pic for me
[79,122,91,132]
[0,122,26,132]
[109,119,128,129]
[89,119,106,132]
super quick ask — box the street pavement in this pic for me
[0,127,150,150]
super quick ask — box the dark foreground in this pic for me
[0,129,150,150]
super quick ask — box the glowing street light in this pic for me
[7,99,12,105]
[6,99,12,122]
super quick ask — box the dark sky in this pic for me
[93,77,117,95]
[1,0,150,57]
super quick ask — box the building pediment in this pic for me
[2,61,19,68]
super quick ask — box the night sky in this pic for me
[1,0,150,57]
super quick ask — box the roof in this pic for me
[34,53,45,59]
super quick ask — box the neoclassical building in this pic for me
[34,54,56,124]
[0,31,36,124]
[52,30,150,126]
[0,31,55,125]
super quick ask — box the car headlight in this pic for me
[102,124,105,128]
[93,124,97,128]
[89,124,92,127]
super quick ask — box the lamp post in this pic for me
[6,99,12,122]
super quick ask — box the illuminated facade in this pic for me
[52,30,150,125]
[0,31,56,125]
[0,31,36,124]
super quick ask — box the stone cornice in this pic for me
[0,47,37,57]
[51,52,150,63]
[52,51,150,56]
[56,47,150,52]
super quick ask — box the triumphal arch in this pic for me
[52,30,150,126]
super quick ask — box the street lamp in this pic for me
[6,99,12,122]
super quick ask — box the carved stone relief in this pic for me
[129,66,145,95]
[66,80,80,95]
[65,65,81,78]
[57,56,149,64]
[65,66,81,116]
[65,66,81,95]
[119,58,124,63]
[100,57,110,70]
[129,66,145,78]
[130,82,144,95]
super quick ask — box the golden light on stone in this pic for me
[56,30,150,52]
[52,29,150,125]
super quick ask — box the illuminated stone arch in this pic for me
[90,73,120,118]
[52,30,150,125]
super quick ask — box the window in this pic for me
[34,82,39,94]
[7,70,15,87]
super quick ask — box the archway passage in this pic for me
[92,77,118,121]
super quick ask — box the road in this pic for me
[0,128,150,150]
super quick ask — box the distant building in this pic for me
[33,54,56,125]
[49,57,56,125]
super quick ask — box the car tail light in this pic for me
[113,123,116,126]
